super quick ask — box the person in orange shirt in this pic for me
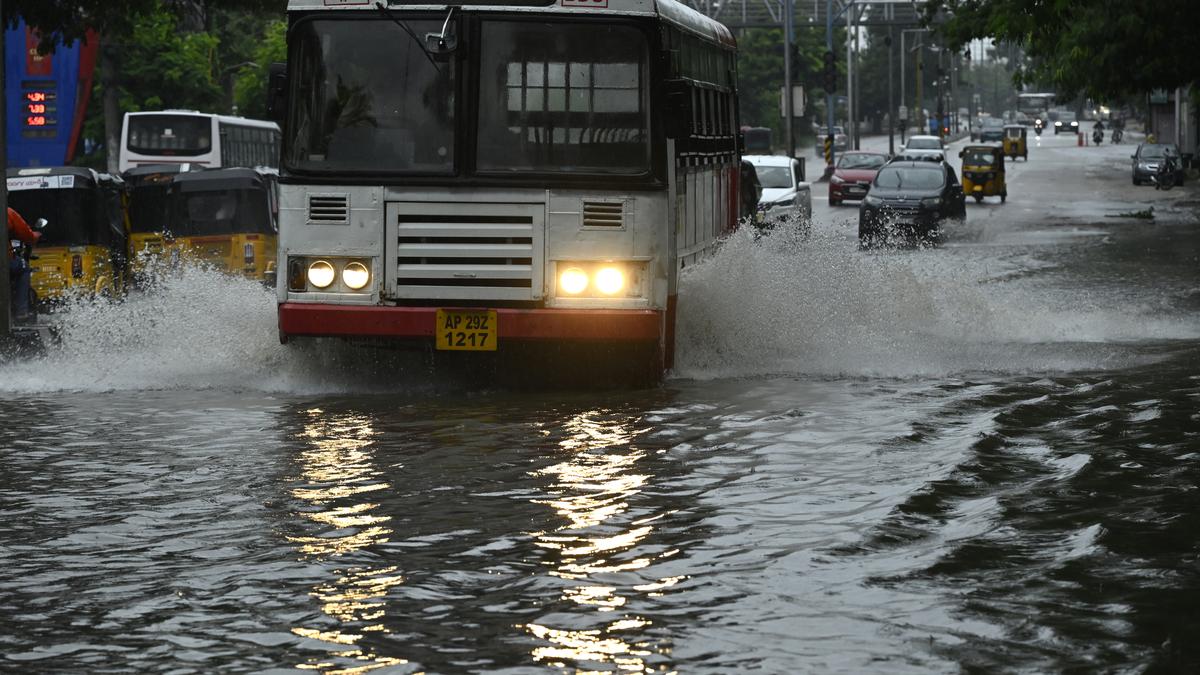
[8,206,41,321]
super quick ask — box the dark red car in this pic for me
[828,151,888,206]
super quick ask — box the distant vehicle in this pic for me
[118,110,281,173]
[1017,92,1056,119]
[859,160,966,247]
[828,151,888,206]
[898,135,945,161]
[1131,143,1184,187]
[744,155,812,226]
[979,117,1005,143]
[816,126,849,155]
[1053,110,1079,135]
[742,126,772,154]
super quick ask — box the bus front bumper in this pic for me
[278,303,662,343]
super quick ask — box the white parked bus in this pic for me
[271,0,741,382]
[118,111,281,173]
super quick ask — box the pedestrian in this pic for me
[8,206,41,322]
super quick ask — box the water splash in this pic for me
[673,223,1200,379]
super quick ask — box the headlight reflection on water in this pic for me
[522,411,685,672]
[288,409,408,674]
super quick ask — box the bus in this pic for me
[1016,93,1055,120]
[270,0,741,382]
[118,111,281,173]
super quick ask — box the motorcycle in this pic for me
[1153,155,1178,191]
[9,218,47,324]
[1111,127,1123,144]
[1034,119,1044,136]
[1092,128,1104,145]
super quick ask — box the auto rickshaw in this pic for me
[1002,124,1028,160]
[6,167,129,304]
[958,145,1007,203]
[165,167,278,282]
[123,164,195,284]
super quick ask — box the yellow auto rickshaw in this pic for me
[1003,124,1028,160]
[123,164,193,284]
[166,167,279,283]
[6,167,129,304]
[958,145,1007,203]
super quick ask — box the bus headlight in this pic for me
[559,267,589,295]
[307,260,336,289]
[594,267,625,295]
[555,262,643,299]
[342,262,370,290]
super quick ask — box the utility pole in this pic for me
[916,46,924,136]
[783,0,795,157]
[887,9,894,155]
[825,0,836,174]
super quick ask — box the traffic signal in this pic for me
[823,50,836,92]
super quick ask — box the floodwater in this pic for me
[1,133,1199,673]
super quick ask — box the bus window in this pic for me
[476,22,648,174]
[127,114,212,156]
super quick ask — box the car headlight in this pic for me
[830,174,845,184]
[921,197,942,208]
[863,194,883,207]
[307,260,336,288]
[767,196,797,208]
[1055,121,1062,127]
[342,262,370,290]
[556,262,643,299]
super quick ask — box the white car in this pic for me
[744,154,812,226]
[899,135,946,161]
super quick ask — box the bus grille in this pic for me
[389,203,544,301]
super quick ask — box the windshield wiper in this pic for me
[374,1,441,73]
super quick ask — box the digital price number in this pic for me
[22,90,57,129]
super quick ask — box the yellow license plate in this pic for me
[435,309,497,351]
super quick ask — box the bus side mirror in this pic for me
[266,62,288,123]
[958,150,964,158]
[664,81,692,140]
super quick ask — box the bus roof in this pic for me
[285,0,735,48]
[123,110,280,131]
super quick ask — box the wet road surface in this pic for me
[1,130,1198,673]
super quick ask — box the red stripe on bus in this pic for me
[278,304,662,342]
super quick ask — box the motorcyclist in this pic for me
[1092,119,1105,144]
[7,207,41,322]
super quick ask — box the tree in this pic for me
[233,20,287,120]
[736,26,843,150]
[923,0,1200,99]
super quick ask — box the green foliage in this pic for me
[233,21,288,120]
[736,26,841,148]
[925,0,1200,99]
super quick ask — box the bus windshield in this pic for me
[128,114,213,156]
[8,187,106,247]
[476,21,649,174]
[287,18,456,174]
[284,17,649,176]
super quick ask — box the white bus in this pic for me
[271,0,741,382]
[118,111,281,173]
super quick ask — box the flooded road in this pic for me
[2,131,1199,673]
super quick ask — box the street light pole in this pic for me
[783,0,795,158]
